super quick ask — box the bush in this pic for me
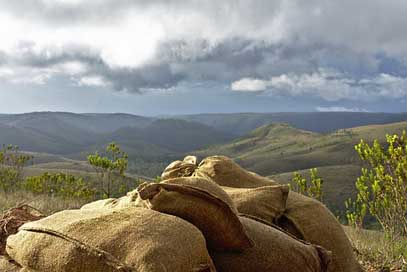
[289,168,323,202]
[87,142,128,198]
[23,172,95,200]
[0,145,32,192]
[346,131,407,237]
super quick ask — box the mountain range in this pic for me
[1,111,407,212]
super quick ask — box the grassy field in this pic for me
[0,191,88,215]
[345,226,407,271]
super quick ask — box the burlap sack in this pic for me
[6,208,216,272]
[80,189,146,210]
[193,156,278,188]
[161,156,198,180]
[280,192,362,272]
[0,256,21,272]
[0,205,44,256]
[137,177,253,251]
[222,185,289,223]
[210,216,331,272]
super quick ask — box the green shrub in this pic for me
[87,142,129,198]
[24,172,95,200]
[346,131,407,237]
[289,168,323,202]
[0,145,32,192]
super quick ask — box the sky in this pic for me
[0,0,407,115]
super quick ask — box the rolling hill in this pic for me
[196,121,407,213]
[176,112,407,135]
[197,121,407,175]
[1,111,407,204]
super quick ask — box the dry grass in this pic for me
[0,191,89,215]
[345,226,407,271]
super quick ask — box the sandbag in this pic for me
[6,208,216,272]
[193,156,278,188]
[161,156,198,180]
[280,191,362,272]
[210,216,331,272]
[137,177,252,251]
[80,189,146,210]
[0,205,44,256]
[222,185,289,223]
[0,256,21,272]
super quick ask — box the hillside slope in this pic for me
[177,112,407,135]
[198,121,407,176]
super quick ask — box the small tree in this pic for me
[346,131,407,237]
[24,172,95,200]
[87,142,128,198]
[0,145,32,192]
[290,168,323,202]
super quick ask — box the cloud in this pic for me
[231,78,268,92]
[1,0,407,98]
[76,76,109,87]
[316,106,369,112]
[230,70,407,101]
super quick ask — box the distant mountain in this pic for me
[175,112,407,135]
[0,112,233,158]
[197,121,407,176]
[0,112,154,134]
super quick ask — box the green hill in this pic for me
[198,121,407,176]
[176,112,407,135]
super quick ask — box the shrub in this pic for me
[346,131,407,237]
[23,172,95,200]
[87,142,129,198]
[0,145,32,192]
[289,168,323,202]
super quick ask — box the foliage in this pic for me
[23,172,95,200]
[87,142,128,198]
[289,168,324,201]
[346,131,407,237]
[345,226,407,271]
[0,145,32,192]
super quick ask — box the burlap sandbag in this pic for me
[6,208,216,272]
[222,185,289,223]
[280,192,362,272]
[193,156,278,188]
[80,189,147,210]
[137,177,253,251]
[210,216,331,272]
[0,256,21,272]
[0,205,44,256]
[161,156,198,180]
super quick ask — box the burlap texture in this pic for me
[280,191,362,272]
[7,208,215,272]
[80,189,146,210]
[210,216,332,272]
[193,156,278,188]
[137,177,252,251]
[222,185,289,223]
[161,156,198,180]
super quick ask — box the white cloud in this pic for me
[77,76,109,87]
[230,70,407,101]
[316,106,369,112]
[230,78,268,92]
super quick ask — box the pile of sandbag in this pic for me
[1,155,362,272]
